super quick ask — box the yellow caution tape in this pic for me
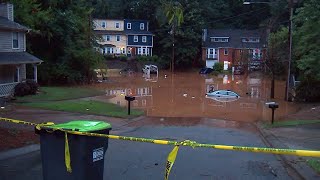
[64,132,72,173]
[2,117,320,179]
[165,146,179,180]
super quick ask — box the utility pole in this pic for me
[172,24,175,74]
[285,0,294,101]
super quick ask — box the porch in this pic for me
[0,52,42,97]
[0,82,18,97]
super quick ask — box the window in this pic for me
[242,37,260,43]
[116,35,121,41]
[127,23,131,29]
[115,22,120,28]
[106,48,113,54]
[122,48,126,54]
[250,38,260,42]
[134,36,138,42]
[207,48,216,59]
[106,35,111,41]
[142,36,147,42]
[224,48,228,55]
[12,32,19,49]
[127,48,131,54]
[140,23,144,30]
[101,21,106,28]
[211,37,229,42]
[215,49,218,55]
[138,48,142,54]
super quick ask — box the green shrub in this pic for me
[104,54,115,60]
[213,62,224,72]
[14,80,39,97]
[118,55,128,61]
[26,79,39,95]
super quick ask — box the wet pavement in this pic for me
[0,117,294,180]
[89,71,300,122]
[104,122,291,180]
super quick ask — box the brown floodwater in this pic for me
[89,71,300,123]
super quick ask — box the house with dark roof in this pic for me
[124,19,153,57]
[202,29,267,70]
[0,3,42,97]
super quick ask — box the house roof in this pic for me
[124,19,149,22]
[203,29,267,49]
[0,17,29,31]
[94,30,126,35]
[125,31,153,35]
[0,52,42,65]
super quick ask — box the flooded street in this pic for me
[90,71,300,123]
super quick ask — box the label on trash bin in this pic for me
[93,147,104,162]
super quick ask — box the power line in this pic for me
[152,6,269,33]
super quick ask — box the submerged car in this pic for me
[206,90,240,98]
[199,68,214,74]
[119,68,134,75]
[142,65,158,74]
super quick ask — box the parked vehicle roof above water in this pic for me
[199,68,214,74]
[206,90,240,98]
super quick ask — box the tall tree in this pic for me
[293,0,320,101]
[9,0,105,84]
[158,0,184,72]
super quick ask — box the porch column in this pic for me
[151,48,153,56]
[33,64,38,83]
[16,66,20,82]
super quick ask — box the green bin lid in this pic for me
[50,120,112,132]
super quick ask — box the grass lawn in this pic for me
[307,159,320,173]
[16,86,105,102]
[263,120,320,128]
[21,100,144,118]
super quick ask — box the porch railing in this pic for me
[0,82,18,97]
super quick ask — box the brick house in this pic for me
[202,29,267,70]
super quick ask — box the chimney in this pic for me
[202,29,207,42]
[0,3,14,21]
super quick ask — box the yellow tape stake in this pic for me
[64,132,72,173]
[165,146,180,180]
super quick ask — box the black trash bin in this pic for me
[35,120,112,180]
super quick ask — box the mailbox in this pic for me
[268,103,279,109]
[266,102,279,124]
[125,96,135,101]
[125,96,135,115]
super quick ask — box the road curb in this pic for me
[0,144,40,161]
[256,122,319,180]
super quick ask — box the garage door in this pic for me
[206,60,218,68]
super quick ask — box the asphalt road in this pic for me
[104,122,292,180]
[0,119,292,180]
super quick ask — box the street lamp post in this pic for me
[244,0,295,101]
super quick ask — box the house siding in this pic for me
[93,19,124,31]
[127,35,152,46]
[124,20,148,32]
[0,31,25,52]
[98,34,127,48]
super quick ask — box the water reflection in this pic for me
[91,71,300,122]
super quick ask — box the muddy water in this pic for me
[90,71,300,123]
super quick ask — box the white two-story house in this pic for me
[0,3,42,97]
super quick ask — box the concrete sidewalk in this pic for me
[257,123,320,179]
